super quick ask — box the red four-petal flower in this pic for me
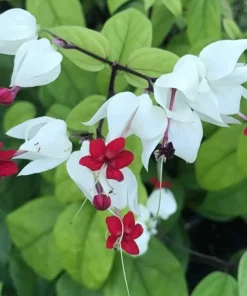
[0,142,18,180]
[79,138,134,182]
[106,211,143,255]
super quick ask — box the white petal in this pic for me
[199,39,247,80]
[242,87,247,99]
[221,115,241,125]
[131,95,168,139]
[141,134,162,171]
[6,116,54,140]
[11,38,62,87]
[169,112,203,163]
[83,99,110,126]
[213,65,247,87]
[134,224,151,256]
[13,151,40,160]
[107,92,139,139]
[66,148,95,201]
[18,157,65,176]
[197,111,228,127]
[147,189,177,220]
[212,85,242,115]
[123,168,140,215]
[0,8,37,55]
[138,204,151,223]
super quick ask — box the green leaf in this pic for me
[198,180,247,217]
[7,196,65,280]
[191,272,238,296]
[3,101,36,132]
[195,125,245,191]
[56,274,103,296]
[161,0,182,16]
[0,282,2,295]
[0,210,11,263]
[27,0,85,27]
[151,1,175,47]
[107,0,130,13]
[104,238,188,296]
[238,252,247,296]
[102,9,152,65]
[46,103,70,120]
[55,163,85,203]
[54,202,115,289]
[125,48,178,88]
[40,57,96,108]
[144,0,156,10]
[223,18,243,39]
[66,95,105,132]
[187,0,221,44]
[51,26,110,72]
[237,126,247,176]
[167,32,190,56]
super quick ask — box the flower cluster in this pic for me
[1,8,247,258]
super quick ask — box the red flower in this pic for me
[0,142,18,179]
[79,138,134,182]
[106,211,143,255]
[150,177,172,189]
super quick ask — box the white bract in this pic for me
[67,140,140,214]
[0,8,38,55]
[10,38,62,87]
[6,116,72,175]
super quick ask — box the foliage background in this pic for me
[1,0,247,295]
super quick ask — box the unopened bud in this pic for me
[53,37,67,48]
[0,88,14,105]
[93,194,111,211]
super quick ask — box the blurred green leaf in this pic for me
[196,125,245,191]
[104,238,188,296]
[7,196,65,280]
[238,252,247,296]
[191,272,238,296]
[51,26,110,72]
[125,48,178,88]
[66,95,105,132]
[27,0,85,27]
[161,0,182,16]
[151,0,175,47]
[187,0,221,44]
[144,0,156,10]
[237,126,247,176]
[223,18,243,39]
[102,9,152,65]
[54,202,115,289]
[107,0,130,13]
[46,103,70,120]
[167,32,190,56]
[56,273,103,296]
[3,101,36,132]
[55,163,85,203]
[0,211,11,264]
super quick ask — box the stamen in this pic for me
[70,198,88,224]
[237,112,247,121]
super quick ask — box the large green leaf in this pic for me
[107,0,130,13]
[125,47,178,88]
[191,272,238,296]
[40,57,96,108]
[238,252,247,296]
[54,202,115,289]
[3,101,36,132]
[104,238,188,296]
[46,103,70,120]
[187,0,221,44]
[161,0,182,16]
[7,196,65,280]
[27,0,85,27]
[151,0,175,47]
[56,274,103,296]
[66,95,105,132]
[51,26,110,72]
[102,9,152,65]
[195,125,245,191]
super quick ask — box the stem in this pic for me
[162,88,176,146]
[237,112,247,121]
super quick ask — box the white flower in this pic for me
[0,8,38,55]
[66,141,140,214]
[6,116,72,175]
[84,92,167,170]
[10,38,62,87]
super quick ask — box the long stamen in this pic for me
[70,198,88,224]
[237,112,247,121]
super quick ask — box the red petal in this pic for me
[244,127,247,136]
[0,161,18,177]
[106,166,124,182]
[106,216,122,236]
[0,149,16,161]
[108,150,134,169]
[79,156,104,171]
[89,138,106,161]
[121,239,139,255]
[106,234,118,249]
[129,224,143,240]
[123,211,135,234]
[105,138,125,159]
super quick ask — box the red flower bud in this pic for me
[0,86,20,106]
[93,194,111,211]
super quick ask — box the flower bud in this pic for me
[93,194,111,211]
[0,87,16,105]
